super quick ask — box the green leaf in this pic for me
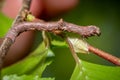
[30,49,54,76]
[1,42,50,77]
[2,74,55,80]
[50,45,75,80]
[51,36,120,80]
[71,60,120,80]
[0,12,13,37]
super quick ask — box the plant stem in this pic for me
[13,0,32,24]
[88,45,120,66]
[6,20,100,42]
[0,0,32,72]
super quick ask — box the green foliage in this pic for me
[2,75,54,80]
[0,12,13,37]
[51,45,120,80]
[71,60,120,80]
[1,0,120,80]
[2,42,53,79]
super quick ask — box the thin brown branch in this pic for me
[6,20,100,42]
[0,0,32,71]
[0,38,12,77]
[88,45,120,66]
[0,38,13,66]
[12,0,32,24]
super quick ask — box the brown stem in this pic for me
[88,45,120,66]
[0,0,32,72]
[12,0,32,24]
[0,38,13,77]
[6,20,100,42]
[0,38,13,65]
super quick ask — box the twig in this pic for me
[6,20,100,43]
[0,0,32,71]
[12,0,32,24]
[88,45,120,66]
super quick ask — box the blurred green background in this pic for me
[43,0,120,80]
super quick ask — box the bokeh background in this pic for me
[43,0,120,80]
